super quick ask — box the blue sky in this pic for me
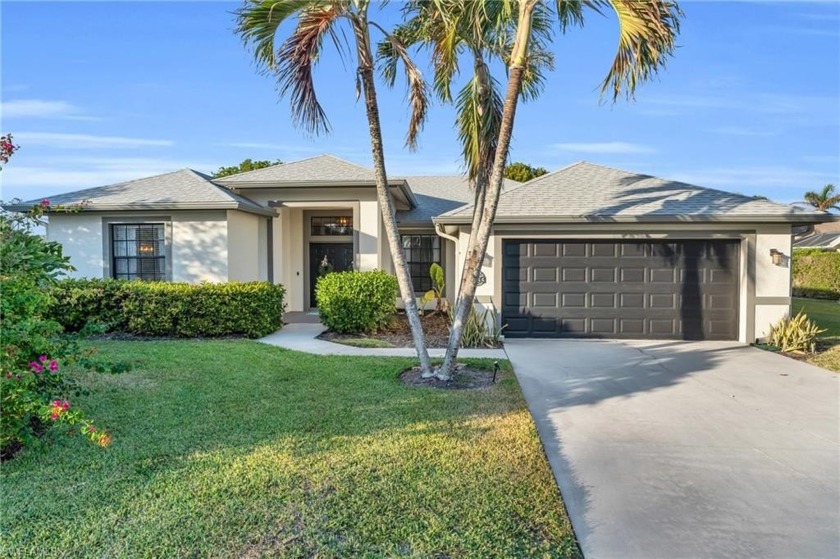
[2,1,838,204]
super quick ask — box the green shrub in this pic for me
[792,250,840,300]
[48,279,285,338]
[316,270,397,333]
[1,208,112,455]
[767,310,826,354]
[49,278,130,331]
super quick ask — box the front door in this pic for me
[309,243,354,308]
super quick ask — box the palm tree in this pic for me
[800,184,840,212]
[235,0,434,376]
[397,0,682,379]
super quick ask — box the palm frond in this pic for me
[236,1,346,135]
[597,0,682,101]
[377,29,430,149]
[456,55,504,181]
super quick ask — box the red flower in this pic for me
[49,360,58,372]
[40,199,50,207]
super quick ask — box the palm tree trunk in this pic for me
[438,1,537,380]
[352,17,434,377]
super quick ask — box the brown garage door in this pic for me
[502,240,740,340]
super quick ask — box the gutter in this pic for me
[434,221,459,244]
[433,214,840,226]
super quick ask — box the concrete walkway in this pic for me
[260,323,507,359]
[506,339,840,559]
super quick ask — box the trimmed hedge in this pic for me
[49,279,285,338]
[316,270,397,333]
[792,250,840,300]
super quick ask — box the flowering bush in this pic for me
[1,202,114,458]
[0,133,18,169]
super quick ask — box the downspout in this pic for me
[435,221,461,313]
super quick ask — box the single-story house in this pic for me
[10,155,836,343]
[793,220,840,250]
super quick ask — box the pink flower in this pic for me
[30,361,44,373]
[49,400,70,420]
[40,199,50,207]
[39,355,48,363]
[49,360,58,372]
[4,372,11,379]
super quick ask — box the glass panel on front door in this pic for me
[311,216,353,236]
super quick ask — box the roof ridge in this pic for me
[437,160,586,218]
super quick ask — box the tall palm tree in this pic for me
[235,0,434,376]
[402,0,682,379]
[800,184,840,212]
[380,0,553,378]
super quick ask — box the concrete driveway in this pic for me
[505,339,840,559]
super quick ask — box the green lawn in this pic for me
[332,337,394,348]
[1,340,579,558]
[793,297,840,372]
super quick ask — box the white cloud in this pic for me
[638,93,840,124]
[551,141,657,155]
[16,132,173,149]
[706,126,779,137]
[2,156,219,201]
[668,165,837,192]
[1,99,90,119]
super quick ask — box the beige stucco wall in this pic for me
[226,210,267,282]
[170,211,229,283]
[358,200,380,272]
[47,211,230,283]
[46,213,104,278]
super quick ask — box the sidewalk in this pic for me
[259,323,507,359]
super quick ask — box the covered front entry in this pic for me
[502,239,740,340]
[309,242,354,307]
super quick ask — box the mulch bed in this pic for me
[399,363,504,390]
[318,311,502,349]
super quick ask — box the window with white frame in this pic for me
[111,223,166,281]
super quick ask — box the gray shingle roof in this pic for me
[216,154,377,183]
[6,169,273,216]
[436,161,832,223]
[793,233,840,249]
[396,175,520,225]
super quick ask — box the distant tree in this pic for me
[504,161,548,183]
[798,184,840,212]
[212,158,281,178]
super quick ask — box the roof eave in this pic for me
[6,202,276,218]
[433,214,839,225]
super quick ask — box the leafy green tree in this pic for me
[212,158,281,178]
[234,0,435,376]
[504,161,548,182]
[389,0,682,379]
[799,184,840,212]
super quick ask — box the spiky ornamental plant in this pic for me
[386,0,682,379]
[234,0,435,376]
[768,310,826,354]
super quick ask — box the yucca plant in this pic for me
[452,305,507,348]
[767,310,826,354]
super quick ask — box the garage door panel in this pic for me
[503,240,739,340]
[620,268,646,282]
[561,293,587,307]
[563,268,587,282]
[532,267,558,282]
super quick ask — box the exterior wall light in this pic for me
[769,249,783,266]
